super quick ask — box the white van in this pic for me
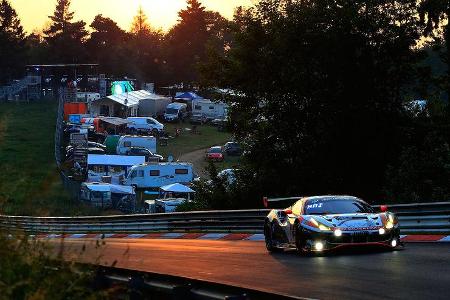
[127,117,164,134]
[192,99,228,121]
[124,162,194,189]
[164,102,188,122]
[116,135,157,155]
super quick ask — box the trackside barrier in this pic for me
[94,267,297,300]
[0,202,449,235]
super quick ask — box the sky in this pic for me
[10,0,255,34]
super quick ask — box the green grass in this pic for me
[0,101,97,216]
[158,122,232,159]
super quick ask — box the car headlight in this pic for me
[309,217,332,231]
[385,214,395,229]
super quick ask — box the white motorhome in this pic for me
[164,102,188,122]
[192,99,228,121]
[124,162,194,189]
[116,135,157,155]
[127,117,164,134]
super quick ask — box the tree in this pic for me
[0,0,26,84]
[130,6,151,36]
[166,0,209,83]
[86,14,129,76]
[202,0,423,203]
[44,0,88,62]
[127,6,163,83]
[419,1,450,97]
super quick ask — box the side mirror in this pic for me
[380,205,388,212]
[263,197,268,208]
[284,209,293,215]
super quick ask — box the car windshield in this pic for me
[166,108,178,114]
[208,148,222,153]
[304,198,374,215]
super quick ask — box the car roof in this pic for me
[303,195,361,202]
[210,146,222,150]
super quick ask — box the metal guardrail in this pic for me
[0,202,449,235]
[94,267,298,300]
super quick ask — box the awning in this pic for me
[88,154,145,166]
[82,182,135,194]
[160,183,195,193]
[110,185,135,194]
[99,117,129,126]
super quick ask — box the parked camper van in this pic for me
[123,162,194,189]
[127,117,164,134]
[191,99,228,122]
[164,102,188,122]
[116,135,157,155]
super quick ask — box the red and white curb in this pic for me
[31,233,450,242]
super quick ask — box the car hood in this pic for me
[309,213,384,230]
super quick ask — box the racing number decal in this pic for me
[306,203,323,209]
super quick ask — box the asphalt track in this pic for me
[52,239,450,299]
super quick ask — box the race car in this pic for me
[263,195,401,253]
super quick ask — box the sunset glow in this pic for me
[10,0,254,33]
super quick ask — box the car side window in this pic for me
[292,201,302,215]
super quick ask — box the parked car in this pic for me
[116,135,157,155]
[190,113,208,125]
[66,147,105,159]
[223,142,242,156]
[125,147,164,162]
[67,141,106,152]
[164,102,189,122]
[206,146,224,162]
[127,117,164,135]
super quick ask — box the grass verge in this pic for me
[0,101,97,216]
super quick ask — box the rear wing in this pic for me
[263,196,303,209]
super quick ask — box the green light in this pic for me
[111,81,134,95]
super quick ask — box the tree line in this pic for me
[0,0,231,85]
[196,0,450,207]
[1,0,449,205]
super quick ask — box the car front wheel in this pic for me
[295,226,308,254]
[264,222,281,252]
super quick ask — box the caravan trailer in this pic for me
[191,99,228,121]
[116,135,157,154]
[123,162,194,189]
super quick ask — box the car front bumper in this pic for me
[302,228,401,252]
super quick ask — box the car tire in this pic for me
[264,222,282,252]
[295,226,308,254]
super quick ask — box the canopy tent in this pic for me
[82,182,135,195]
[174,92,203,101]
[106,90,146,107]
[160,183,195,193]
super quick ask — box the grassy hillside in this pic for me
[0,101,95,216]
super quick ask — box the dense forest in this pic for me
[1,0,449,205]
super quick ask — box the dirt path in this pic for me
[178,148,209,178]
